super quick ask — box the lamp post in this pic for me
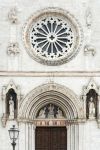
[8,125,19,150]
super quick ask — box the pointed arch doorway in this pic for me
[35,127,67,150]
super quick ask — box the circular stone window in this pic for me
[23,8,83,65]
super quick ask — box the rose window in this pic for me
[24,8,82,65]
[30,17,75,59]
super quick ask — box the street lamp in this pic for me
[8,125,19,150]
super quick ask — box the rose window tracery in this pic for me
[30,17,75,59]
[23,8,82,65]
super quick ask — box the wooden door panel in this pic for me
[35,127,67,150]
[51,127,67,150]
[35,127,50,150]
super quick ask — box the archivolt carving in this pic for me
[19,83,83,122]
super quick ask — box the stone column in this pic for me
[67,124,75,150]
[67,123,79,150]
[97,95,100,119]
[71,124,75,150]
[32,124,36,150]
[25,123,29,150]
[79,123,84,150]
[1,87,7,118]
[28,123,31,150]
[74,124,79,150]
[83,95,87,119]
[67,124,70,150]
[18,122,26,150]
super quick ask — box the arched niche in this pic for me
[86,89,98,119]
[1,80,21,127]
[19,82,83,124]
[6,88,17,118]
[82,78,100,122]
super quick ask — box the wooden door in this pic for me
[35,127,67,150]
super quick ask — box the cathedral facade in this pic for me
[0,0,100,150]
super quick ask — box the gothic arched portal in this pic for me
[19,83,84,150]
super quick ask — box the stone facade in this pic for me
[0,0,100,150]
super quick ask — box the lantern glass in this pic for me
[8,125,19,142]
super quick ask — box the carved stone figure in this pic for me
[37,103,64,119]
[9,96,14,119]
[89,97,95,119]
[48,104,54,118]
[38,108,45,118]
[57,108,64,118]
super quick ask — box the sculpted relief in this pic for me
[37,103,65,119]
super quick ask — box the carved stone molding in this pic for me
[8,7,18,24]
[0,71,100,77]
[7,42,20,56]
[1,80,21,127]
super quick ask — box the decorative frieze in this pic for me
[34,119,78,127]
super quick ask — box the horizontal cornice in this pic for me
[0,71,100,77]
